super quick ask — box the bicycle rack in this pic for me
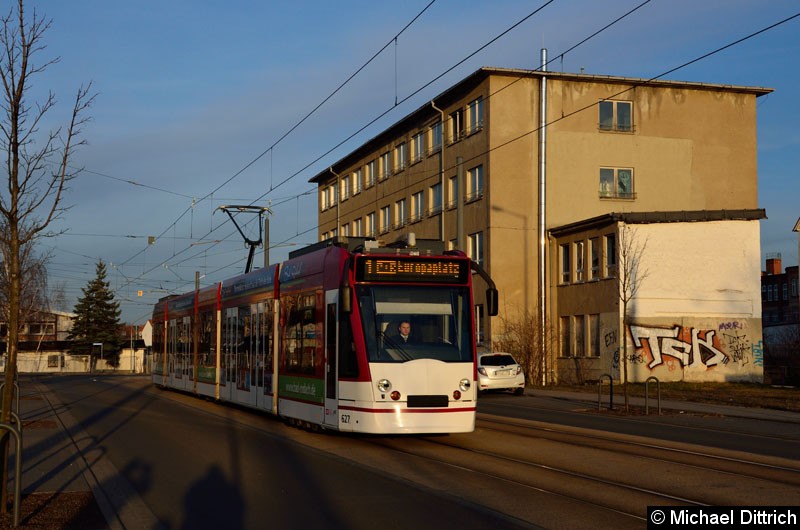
[597,374,614,410]
[0,416,22,527]
[645,376,661,415]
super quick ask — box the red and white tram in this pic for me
[151,236,497,434]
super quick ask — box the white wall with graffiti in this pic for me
[587,219,762,383]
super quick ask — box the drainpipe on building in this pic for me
[431,101,446,244]
[457,156,464,250]
[538,48,548,386]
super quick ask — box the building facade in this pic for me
[761,253,799,384]
[310,66,771,383]
[551,211,764,383]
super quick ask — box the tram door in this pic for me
[323,294,338,428]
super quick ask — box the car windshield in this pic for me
[357,284,473,363]
[481,354,516,367]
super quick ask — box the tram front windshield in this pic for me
[357,285,473,362]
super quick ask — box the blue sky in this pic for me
[19,0,800,323]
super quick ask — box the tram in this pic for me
[151,235,497,434]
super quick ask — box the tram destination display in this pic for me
[355,256,468,283]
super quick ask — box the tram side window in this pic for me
[153,322,164,354]
[200,310,215,366]
[284,292,318,375]
[257,302,274,389]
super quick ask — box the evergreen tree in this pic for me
[69,260,123,368]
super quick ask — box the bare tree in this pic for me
[0,228,51,328]
[615,224,649,411]
[0,1,94,511]
[492,307,552,387]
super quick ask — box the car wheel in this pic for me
[513,387,524,396]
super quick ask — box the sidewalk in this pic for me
[10,378,161,530]
[526,386,800,424]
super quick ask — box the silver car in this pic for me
[477,352,525,395]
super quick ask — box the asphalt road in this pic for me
[33,374,800,529]
[37,374,535,530]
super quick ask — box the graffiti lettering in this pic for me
[723,332,750,365]
[751,340,764,367]
[604,331,617,348]
[629,325,730,370]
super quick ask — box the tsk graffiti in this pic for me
[751,340,764,367]
[628,324,752,370]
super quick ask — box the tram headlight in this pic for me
[459,378,471,391]
[377,379,392,392]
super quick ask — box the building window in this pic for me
[560,316,571,357]
[599,100,633,132]
[328,185,338,209]
[792,278,798,297]
[340,174,350,202]
[590,238,599,279]
[605,234,616,277]
[366,212,376,237]
[429,182,442,215]
[560,244,570,284]
[353,218,362,237]
[448,109,463,144]
[575,241,585,282]
[468,232,484,266]
[784,283,789,301]
[352,169,362,195]
[394,199,406,229]
[379,152,390,181]
[410,191,424,223]
[466,165,483,202]
[589,314,600,357]
[574,315,585,357]
[767,284,773,302]
[341,223,350,237]
[366,160,376,188]
[411,132,424,164]
[429,121,442,154]
[29,323,54,335]
[599,167,634,199]
[379,206,390,234]
[448,175,458,209]
[394,142,406,173]
[467,97,484,135]
[320,187,329,211]
[448,238,457,251]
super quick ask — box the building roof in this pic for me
[309,66,774,184]
[549,209,767,237]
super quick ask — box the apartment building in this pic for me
[310,66,771,383]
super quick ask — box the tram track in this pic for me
[475,414,800,487]
[341,412,800,529]
[142,380,800,529]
